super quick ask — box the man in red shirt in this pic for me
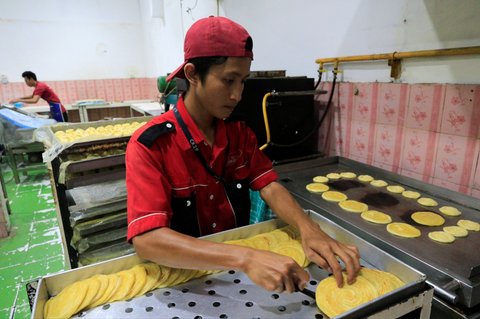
[126,16,360,293]
[9,71,68,122]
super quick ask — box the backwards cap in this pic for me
[166,16,253,82]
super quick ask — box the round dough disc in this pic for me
[358,175,374,182]
[321,191,348,202]
[387,222,421,238]
[417,197,438,207]
[386,185,405,194]
[370,179,388,187]
[339,200,369,213]
[361,210,392,224]
[306,182,329,193]
[340,172,357,178]
[402,190,421,199]
[411,211,445,226]
[428,231,455,243]
[439,206,461,216]
[316,273,379,318]
[326,172,341,180]
[443,226,468,237]
[457,219,480,231]
[313,175,329,183]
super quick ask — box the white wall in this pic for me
[0,0,146,82]
[1,0,479,84]
[222,0,480,83]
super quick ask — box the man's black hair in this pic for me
[187,57,228,87]
[22,71,37,81]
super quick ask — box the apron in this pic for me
[48,102,65,122]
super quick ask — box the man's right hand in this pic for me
[240,248,310,293]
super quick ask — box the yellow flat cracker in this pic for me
[322,191,348,202]
[87,275,109,309]
[457,219,480,231]
[402,190,421,199]
[316,273,379,318]
[44,280,88,319]
[387,222,421,238]
[358,175,374,182]
[361,210,392,224]
[370,179,388,187]
[411,211,445,226]
[386,185,405,194]
[313,175,329,183]
[124,264,148,299]
[326,172,341,180]
[90,274,119,308]
[428,231,455,243]
[339,200,369,213]
[439,206,462,216]
[360,269,398,294]
[443,226,468,238]
[340,172,357,178]
[109,270,136,302]
[417,197,438,207]
[306,182,329,193]
[272,240,309,268]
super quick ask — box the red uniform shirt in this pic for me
[33,82,67,113]
[126,97,277,241]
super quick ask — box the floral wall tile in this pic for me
[348,119,372,161]
[431,177,461,193]
[400,168,430,183]
[433,134,478,188]
[405,84,445,132]
[373,123,398,167]
[376,83,409,126]
[440,84,480,137]
[471,188,480,199]
[352,83,378,123]
[400,128,438,179]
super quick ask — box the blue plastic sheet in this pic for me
[0,108,56,129]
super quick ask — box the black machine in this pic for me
[229,76,318,162]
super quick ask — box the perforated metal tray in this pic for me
[32,215,427,319]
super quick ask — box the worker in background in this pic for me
[126,16,360,293]
[157,74,178,112]
[9,71,68,122]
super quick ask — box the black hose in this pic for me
[269,70,337,148]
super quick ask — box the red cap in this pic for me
[167,16,253,82]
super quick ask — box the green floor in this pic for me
[0,165,66,319]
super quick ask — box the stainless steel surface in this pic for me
[32,216,428,319]
[275,156,480,309]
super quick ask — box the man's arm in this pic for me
[259,181,361,287]
[132,226,309,293]
[9,94,40,104]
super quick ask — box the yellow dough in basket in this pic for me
[387,222,421,238]
[439,206,462,217]
[124,264,148,299]
[386,185,405,194]
[361,210,392,224]
[428,231,455,243]
[370,179,388,187]
[86,275,109,309]
[313,175,329,183]
[339,200,369,213]
[340,171,357,178]
[326,172,341,180]
[417,197,438,207]
[316,273,379,318]
[322,191,348,202]
[358,174,374,182]
[443,226,468,238]
[457,219,480,231]
[411,211,445,226]
[272,240,309,268]
[306,182,329,193]
[402,190,421,199]
[89,274,119,308]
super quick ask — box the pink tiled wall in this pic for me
[317,82,480,199]
[0,78,158,105]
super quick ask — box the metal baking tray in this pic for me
[32,214,428,319]
[275,156,480,308]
